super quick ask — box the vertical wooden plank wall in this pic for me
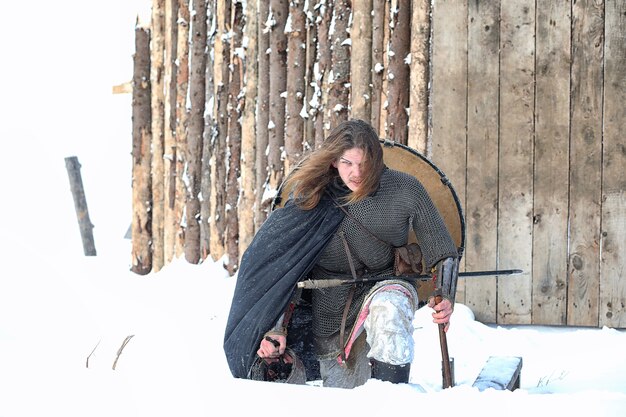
[532,1,570,325]
[429,0,624,327]
[496,1,535,324]
[568,0,604,326]
[464,1,500,323]
[430,0,468,302]
[600,1,626,328]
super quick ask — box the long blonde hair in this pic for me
[283,119,384,210]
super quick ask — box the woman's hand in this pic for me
[428,296,454,332]
[257,334,287,361]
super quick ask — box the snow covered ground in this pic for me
[1,244,626,416]
[1,1,625,416]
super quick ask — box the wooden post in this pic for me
[370,0,385,135]
[284,0,306,174]
[312,1,332,148]
[386,0,411,144]
[408,0,431,155]
[65,156,97,256]
[350,0,373,122]
[163,0,179,264]
[150,0,166,272]
[131,21,153,275]
[174,0,191,260]
[267,0,288,193]
[239,0,258,254]
[209,0,230,261]
[254,0,271,228]
[200,0,217,259]
[224,1,244,274]
[185,0,208,264]
[326,0,350,131]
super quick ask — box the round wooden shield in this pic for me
[273,140,466,363]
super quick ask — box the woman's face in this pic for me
[332,148,365,191]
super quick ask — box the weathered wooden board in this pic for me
[473,356,523,392]
[497,1,535,324]
[464,0,500,323]
[600,1,626,328]
[431,0,468,302]
[567,0,604,326]
[531,0,570,325]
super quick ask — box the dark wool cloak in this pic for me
[223,195,345,379]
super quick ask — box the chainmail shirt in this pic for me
[311,167,457,355]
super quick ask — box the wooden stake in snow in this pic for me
[65,156,97,256]
[112,335,135,370]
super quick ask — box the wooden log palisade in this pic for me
[125,0,626,329]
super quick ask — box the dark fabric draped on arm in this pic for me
[223,196,344,378]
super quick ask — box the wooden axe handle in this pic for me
[435,294,454,389]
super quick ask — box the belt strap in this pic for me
[339,230,357,364]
